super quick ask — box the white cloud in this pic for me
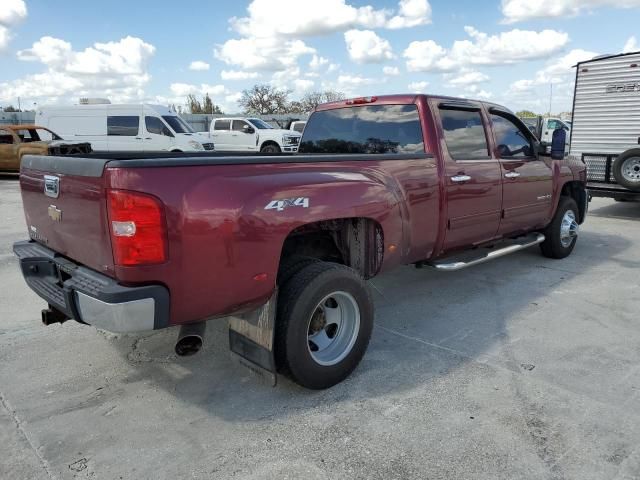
[448,70,490,86]
[221,70,259,80]
[404,40,456,72]
[624,36,638,53]
[501,0,640,23]
[387,0,432,28]
[170,83,227,97]
[189,60,210,71]
[309,54,329,70]
[344,30,393,63]
[460,84,492,99]
[408,81,429,92]
[2,35,155,104]
[338,74,376,87]
[404,26,569,72]
[534,48,598,84]
[230,0,431,38]
[0,0,27,52]
[215,36,315,71]
[383,66,400,75]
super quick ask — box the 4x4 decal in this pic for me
[264,197,310,212]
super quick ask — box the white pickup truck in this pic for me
[210,117,301,153]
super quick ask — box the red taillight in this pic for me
[107,189,167,266]
[346,96,378,105]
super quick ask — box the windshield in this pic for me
[162,115,195,134]
[247,118,274,129]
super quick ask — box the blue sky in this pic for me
[0,0,638,113]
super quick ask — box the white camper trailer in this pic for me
[570,51,640,200]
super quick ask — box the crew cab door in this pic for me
[436,102,503,251]
[211,119,232,150]
[488,109,553,235]
[230,120,257,151]
[0,128,19,170]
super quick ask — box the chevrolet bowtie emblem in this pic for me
[48,205,62,222]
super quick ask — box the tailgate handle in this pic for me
[44,175,60,198]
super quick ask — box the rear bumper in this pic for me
[13,241,170,333]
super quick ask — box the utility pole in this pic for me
[18,97,21,111]
[548,83,553,117]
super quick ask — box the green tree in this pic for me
[516,109,538,118]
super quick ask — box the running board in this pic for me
[425,233,545,272]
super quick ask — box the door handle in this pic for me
[145,137,152,140]
[504,171,520,178]
[451,175,471,182]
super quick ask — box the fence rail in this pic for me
[0,111,309,131]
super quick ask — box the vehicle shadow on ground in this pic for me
[103,229,630,422]
[588,199,640,221]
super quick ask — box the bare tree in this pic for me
[299,90,346,112]
[239,84,291,114]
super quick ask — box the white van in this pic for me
[37,102,214,152]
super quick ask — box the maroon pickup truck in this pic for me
[13,94,587,389]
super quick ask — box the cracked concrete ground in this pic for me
[1,176,639,480]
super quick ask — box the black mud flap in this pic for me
[228,290,277,386]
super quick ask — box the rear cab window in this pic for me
[438,107,490,160]
[0,128,15,144]
[300,104,424,154]
[214,120,231,131]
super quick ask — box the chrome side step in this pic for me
[426,233,545,272]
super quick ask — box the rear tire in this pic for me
[540,196,579,259]
[275,262,373,389]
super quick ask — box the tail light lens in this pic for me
[107,189,167,266]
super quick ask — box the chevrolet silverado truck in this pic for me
[0,125,91,173]
[13,94,587,389]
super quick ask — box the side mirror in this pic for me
[551,128,567,160]
[243,125,255,134]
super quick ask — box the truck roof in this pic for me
[315,93,512,114]
[2,124,47,130]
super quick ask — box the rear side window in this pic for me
[107,116,139,136]
[214,120,231,131]
[300,104,424,154]
[439,108,489,160]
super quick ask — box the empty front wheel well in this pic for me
[279,218,384,279]
[561,181,587,223]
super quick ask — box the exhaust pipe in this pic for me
[41,306,69,326]
[175,322,206,356]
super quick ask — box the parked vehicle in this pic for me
[288,120,307,134]
[570,51,640,200]
[37,101,214,153]
[210,117,301,152]
[14,94,587,389]
[519,116,571,148]
[0,125,91,173]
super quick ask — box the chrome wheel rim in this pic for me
[560,210,579,248]
[307,291,360,366]
[621,157,640,183]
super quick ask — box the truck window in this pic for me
[293,122,305,133]
[214,120,231,131]
[490,113,534,158]
[145,116,172,136]
[439,108,489,160]
[107,116,140,136]
[300,104,424,154]
[232,120,250,131]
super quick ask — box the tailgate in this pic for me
[19,155,115,276]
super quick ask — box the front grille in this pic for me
[583,153,617,183]
[202,143,215,151]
